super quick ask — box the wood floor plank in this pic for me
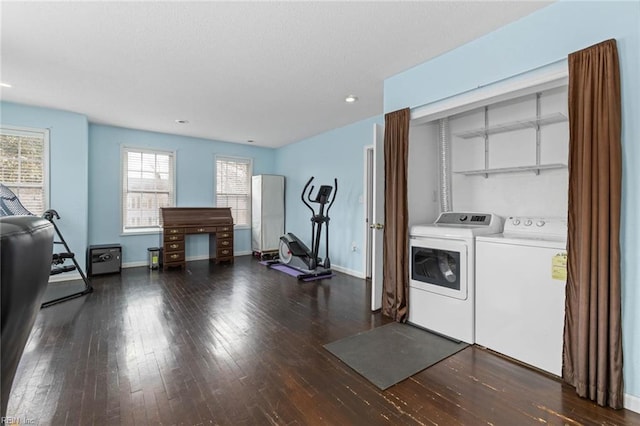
[6,256,639,425]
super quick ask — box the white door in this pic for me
[371,123,384,311]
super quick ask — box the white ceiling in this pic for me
[0,1,551,148]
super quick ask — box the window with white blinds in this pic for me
[216,156,252,227]
[122,147,175,232]
[0,127,49,215]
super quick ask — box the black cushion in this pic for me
[1,215,54,417]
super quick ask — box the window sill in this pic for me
[121,228,162,236]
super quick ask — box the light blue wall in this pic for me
[275,115,383,275]
[1,101,89,270]
[88,124,276,264]
[384,0,640,401]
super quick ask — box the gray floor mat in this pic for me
[324,322,468,390]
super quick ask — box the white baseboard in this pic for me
[331,264,365,279]
[122,260,147,268]
[625,392,640,414]
[122,251,253,269]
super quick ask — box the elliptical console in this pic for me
[271,176,337,280]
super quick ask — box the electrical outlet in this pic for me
[351,242,357,252]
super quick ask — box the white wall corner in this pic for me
[331,264,365,279]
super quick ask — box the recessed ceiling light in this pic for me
[0,82,12,88]
[175,119,189,124]
[345,95,358,103]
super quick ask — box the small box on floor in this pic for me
[147,247,161,269]
[87,244,122,276]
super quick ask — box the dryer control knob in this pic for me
[512,219,521,226]
[524,219,533,226]
[536,220,546,227]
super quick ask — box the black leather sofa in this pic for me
[1,216,54,418]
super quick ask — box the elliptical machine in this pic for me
[272,176,337,280]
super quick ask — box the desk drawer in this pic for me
[217,238,233,249]
[186,226,217,234]
[217,231,233,239]
[165,227,184,235]
[217,225,233,232]
[164,251,185,263]
[164,233,184,243]
[164,241,184,252]
[217,247,233,259]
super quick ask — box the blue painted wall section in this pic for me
[384,0,640,403]
[1,101,89,270]
[88,124,276,264]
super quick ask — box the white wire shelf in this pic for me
[454,163,567,177]
[454,112,568,139]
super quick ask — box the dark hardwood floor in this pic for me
[7,256,640,425]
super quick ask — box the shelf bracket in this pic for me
[484,106,489,178]
[535,93,542,175]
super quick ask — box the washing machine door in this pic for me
[409,237,468,300]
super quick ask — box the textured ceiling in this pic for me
[0,1,550,148]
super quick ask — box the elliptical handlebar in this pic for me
[326,178,337,217]
[301,176,315,214]
[300,176,338,212]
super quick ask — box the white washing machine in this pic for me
[475,216,567,376]
[409,212,503,344]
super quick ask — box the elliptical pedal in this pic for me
[296,269,333,281]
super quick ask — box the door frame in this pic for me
[363,145,374,279]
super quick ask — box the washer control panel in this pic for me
[504,216,567,237]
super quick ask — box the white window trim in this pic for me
[120,145,176,235]
[215,155,252,230]
[0,125,50,213]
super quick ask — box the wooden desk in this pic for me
[160,207,234,270]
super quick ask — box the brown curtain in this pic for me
[563,39,623,409]
[382,108,410,322]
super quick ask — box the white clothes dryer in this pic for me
[409,212,503,344]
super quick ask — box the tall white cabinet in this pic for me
[251,175,285,256]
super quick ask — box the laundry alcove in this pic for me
[407,60,569,220]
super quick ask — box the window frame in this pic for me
[215,155,252,229]
[120,145,176,235]
[0,125,50,215]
